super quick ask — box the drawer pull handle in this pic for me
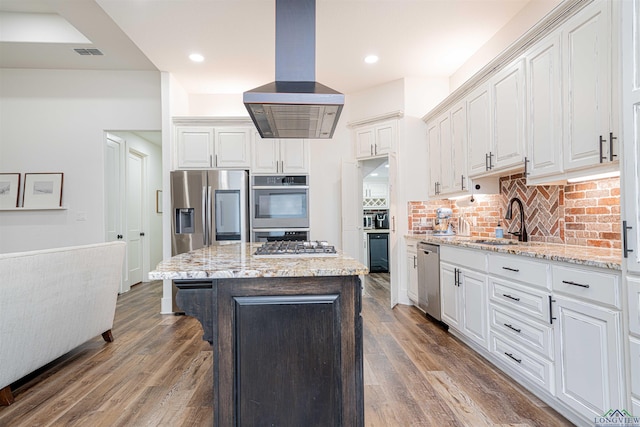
[503,294,521,302]
[504,352,522,364]
[502,266,520,272]
[504,323,521,333]
[562,280,590,289]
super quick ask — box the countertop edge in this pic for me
[404,234,622,271]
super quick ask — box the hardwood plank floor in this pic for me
[0,275,572,426]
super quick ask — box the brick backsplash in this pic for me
[408,174,621,249]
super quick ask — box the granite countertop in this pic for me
[405,233,622,270]
[149,242,369,280]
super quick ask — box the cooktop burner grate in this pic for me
[254,240,338,257]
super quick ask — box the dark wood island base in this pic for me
[175,275,364,426]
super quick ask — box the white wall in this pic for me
[0,69,161,254]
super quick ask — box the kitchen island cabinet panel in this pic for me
[174,275,364,427]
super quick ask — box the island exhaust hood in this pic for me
[243,0,344,139]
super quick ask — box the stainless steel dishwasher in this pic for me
[417,242,441,321]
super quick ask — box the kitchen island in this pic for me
[149,242,368,427]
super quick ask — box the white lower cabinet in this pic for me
[441,263,460,329]
[406,241,418,304]
[553,295,624,419]
[440,246,625,426]
[440,246,489,349]
[630,336,640,407]
[441,263,489,349]
[490,332,555,393]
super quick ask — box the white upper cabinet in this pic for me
[176,127,215,169]
[491,58,526,172]
[355,120,397,159]
[251,133,309,174]
[467,59,526,177]
[467,83,493,177]
[428,100,468,196]
[214,128,251,168]
[450,101,468,192]
[622,0,640,274]
[525,32,563,179]
[175,125,251,169]
[562,0,616,171]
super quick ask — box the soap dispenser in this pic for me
[495,222,504,238]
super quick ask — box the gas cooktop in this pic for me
[253,240,338,257]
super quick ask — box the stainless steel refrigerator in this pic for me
[171,170,249,256]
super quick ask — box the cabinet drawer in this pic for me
[488,253,550,289]
[490,278,551,323]
[551,264,620,309]
[441,245,486,271]
[489,303,554,360]
[490,332,554,394]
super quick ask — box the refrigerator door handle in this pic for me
[202,186,208,246]
[207,186,213,246]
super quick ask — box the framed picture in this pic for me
[23,173,64,208]
[0,173,20,208]
[156,190,163,213]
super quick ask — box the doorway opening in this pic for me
[104,131,162,293]
[361,157,393,303]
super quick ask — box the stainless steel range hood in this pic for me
[243,0,344,139]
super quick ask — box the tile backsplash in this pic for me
[408,174,621,249]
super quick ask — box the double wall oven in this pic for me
[251,175,310,242]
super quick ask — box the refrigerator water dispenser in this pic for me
[175,208,195,234]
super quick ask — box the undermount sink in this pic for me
[470,239,520,246]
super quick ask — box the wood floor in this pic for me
[0,275,572,426]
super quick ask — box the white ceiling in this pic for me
[0,0,534,97]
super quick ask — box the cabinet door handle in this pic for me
[488,152,494,169]
[117,234,123,239]
[215,154,218,167]
[502,266,520,272]
[461,175,466,191]
[548,295,556,325]
[599,135,606,163]
[374,143,378,155]
[485,153,490,171]
[609,132,617,161]
[504,352,522,364]
[623,220,634,258]
[454,268,459,286]
[524,157,530,177]
[413,255,417,268]
[504,323,521,333]
[562,280,590,288]
[502,294,520,302]
[370,145,373,156]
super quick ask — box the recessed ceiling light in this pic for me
[189,53,204,63]
[364,55,379,64]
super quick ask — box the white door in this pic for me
[126,150,145,290]
[340,160,363,263]
[105,134,127,290]
[388,152,398,308]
